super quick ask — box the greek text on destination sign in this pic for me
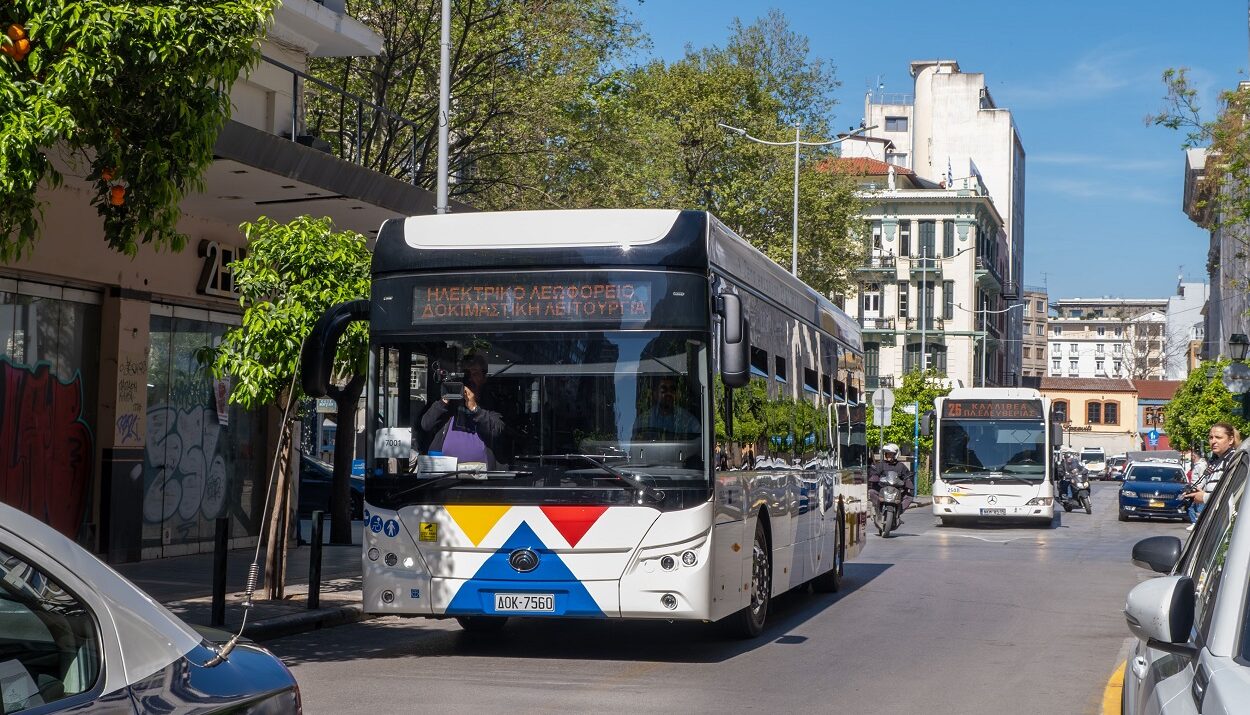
[412,281,652,322]
[942,400,1044,420]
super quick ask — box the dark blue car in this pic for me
[1118,462,1190,521]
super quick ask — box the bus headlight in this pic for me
[933,495,958,505]
[1025,497,1052,506]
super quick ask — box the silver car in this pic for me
[0,501,300,713]
[1121,443,1250,713]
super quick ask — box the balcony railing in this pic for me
[906,316,944,331]
[861,316,896,331]
[856,254,897,272]
[867,375,895,390]
[264,55,424,185]
[974,255,1004,288]
[909,258,942,278]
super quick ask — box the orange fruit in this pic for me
[6,25,26,43]
[101,167,115,181]
[13,38,28,60]
[109,185,125,206]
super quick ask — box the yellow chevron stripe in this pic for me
[445,505,510,546]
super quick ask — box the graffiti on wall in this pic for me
[142,405,229,537]
[0,358,94,537]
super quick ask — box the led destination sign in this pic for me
[412,279,653,323]
[942,399,1044,420]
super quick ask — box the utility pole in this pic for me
[436,0,451,214]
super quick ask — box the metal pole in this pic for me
[919,243,926,372]
[211,517,229,627]
[913,400,920,479]
[792,122,801,277]
[436,0,451,214]
[980,296,987,387]
[308,510,324,610]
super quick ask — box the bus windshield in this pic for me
[938,419,1047,480]
[369,330,709,504]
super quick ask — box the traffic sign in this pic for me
[874,407,892,426]
[871,387,896,410]
[1148,429,1159,446]
[902,404,917,415]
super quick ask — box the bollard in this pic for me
[308,510,324,610]
[211,517,229,627]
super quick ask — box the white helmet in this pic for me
[883,443,900,455]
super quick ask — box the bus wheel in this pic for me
[728,518,771,638]
[455,616,509,633]
[813,515,843,593]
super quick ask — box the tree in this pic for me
[866,369,951,461]
[210,216,371,558]
[0,0,277,261]
[1163,359,1249,451]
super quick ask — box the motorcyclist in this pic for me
[868,443,915,516]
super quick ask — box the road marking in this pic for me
[922,531,1044,544]
[1102,660,1125,715]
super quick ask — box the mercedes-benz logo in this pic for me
[987,495,998,505]
[508,548,539,573]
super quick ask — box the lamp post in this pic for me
[718,122,875,278]
[1224,333,1250,419]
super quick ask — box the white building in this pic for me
[1047,299,1171,380]
[859,61,1027,383]
[1165,279,1208,379]
[1185,143,1249,360]
[833,157,1010,391]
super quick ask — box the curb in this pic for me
[242,604,377,642]
[1101,660,1125,715]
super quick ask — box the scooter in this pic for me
[872,472,909,537]
[1056,464,1092,514]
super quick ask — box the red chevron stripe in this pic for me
[539,505,609,547]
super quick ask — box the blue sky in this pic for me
[628,0,1247,301]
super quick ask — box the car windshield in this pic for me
[1080,452,1103,464]
[938,419,1047,480]
[367,331,709,504]
[1126,465,1185,483]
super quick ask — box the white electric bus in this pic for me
[929,387,1060,526]
[301,209,869,637]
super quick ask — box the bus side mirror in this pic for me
[921,410,934,437]
[1051,421,1064,446]
[301,300,371,397]
[718,293,749,388]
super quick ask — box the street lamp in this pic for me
[1223,333,1250,419]
[718,121,876,277]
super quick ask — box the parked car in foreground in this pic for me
[1121,442,1250,714]
[0,501,300,713]
[1118,461,1190,522]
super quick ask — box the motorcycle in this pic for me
[1056,464,1092,514]
[872,472,908,537]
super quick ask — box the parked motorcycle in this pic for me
[1056,464,1092,514]
[873,472,909,537]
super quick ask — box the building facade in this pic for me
[1047,299,1170,381]
[1185,142,1249,361]
[1135,380,1182,451]
[1021,286,1048,378]
[861,60,1027,384]
[1165,280,1208,379]
[0,1,443,562]
[1039,377,1140,455]
[835,157,1010,393]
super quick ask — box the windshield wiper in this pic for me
[386,470,532,500]
[515,454,664,503]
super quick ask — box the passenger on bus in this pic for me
[635,377,700,438]
[420,353,508,468]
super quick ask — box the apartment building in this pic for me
[1185,144,1247,360]
[860,61,1026,383]
[0,1,446,562]
[1021,286,1048,378]
[833,156,1010,392]
[1047,299,1170,380]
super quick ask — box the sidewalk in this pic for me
[114,519,370,643]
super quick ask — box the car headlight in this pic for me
[933,495,958,505]
[1025,497,1053,506]
[1122,489,1137,498]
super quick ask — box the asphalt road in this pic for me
[271,482,1185,715]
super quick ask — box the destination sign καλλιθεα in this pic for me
[942,399,1044,420]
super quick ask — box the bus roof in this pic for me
[944,387,1043,400]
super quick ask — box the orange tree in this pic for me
[0,1,276,261]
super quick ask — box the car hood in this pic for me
[1123,481,1188,494]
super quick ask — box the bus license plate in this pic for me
[980,508,1006,516]
[494,593,555,613]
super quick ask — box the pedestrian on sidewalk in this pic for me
[1186,422,1239,530]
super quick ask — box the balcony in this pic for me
[974,255,1003,292]
[860,316,897,346]
[867,375,895,391]
[855,254,897,279]
[909,257,942,279]
[1001,281,1020,299]
[906,316,945,331]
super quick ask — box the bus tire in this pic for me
[455,616,508,633]
[813,515,842,593]
[727,517,771,638]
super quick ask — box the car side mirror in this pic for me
[1124,575,1197,657]
[1050,421,1064,447]
[921,410,933,437]
[717,293,749,389]
[1131,535,1183,574]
